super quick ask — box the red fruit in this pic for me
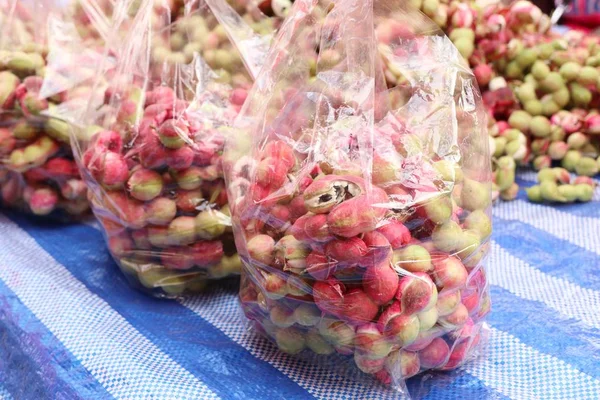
[0,128,16,155]
[473,64,493,87]
[93,130,123,153]
[396,273,437,315]
[43,158,78,180]
[23,168,46,183]
[161,247,196,270]
[363,263,399,305]
[191,241,224,267]
[262,140,295,170]
[145,86,175,106]
[574,176,595,186]
[341,289,379,324]
[131,228,152,250]
[313,279,346,317]
[361,231,392,267]
[29,187,58,216]
[289,214,309,241]
[461,289,480,314]
[108,233,134,258]
[230,88,248,106]
[104,191,146,228]
[304,213,332,242]
[139,133,168,169]
[266,204,291,231]
[60,179,87,200]
[91,152,128,189]
[306,252,335,281]
[325,237,368,262]
[377,221,411,249]
[419,338,450,369]
[166,146,194,171]
[441,341,470,370]
[289,195,307,220]
[256,157,289,188]
[433,256,468,290]
[439,303,469,329]
[158,119,190,149]
[175,190,204,213]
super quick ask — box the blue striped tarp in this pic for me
[0,173,599,400]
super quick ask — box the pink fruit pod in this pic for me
[224,0,492,393]
[65,0,277,298]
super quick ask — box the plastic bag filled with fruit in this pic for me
[0,0,97,217]
[224,0,492,394]
[66,0,276,297]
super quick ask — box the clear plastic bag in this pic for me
[0,0,90,217]
[225,0,492,394]
[67,0,275,297]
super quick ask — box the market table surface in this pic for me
[0,172,599,400]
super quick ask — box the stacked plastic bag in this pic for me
[225,0,492,393]
[0,0,89,216]
[66,0,275,296]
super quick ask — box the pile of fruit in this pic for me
[419,0,599,202]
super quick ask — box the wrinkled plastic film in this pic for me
[225,0,492,395]
[69,0,277,297]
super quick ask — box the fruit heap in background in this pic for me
[417,0,599,203]
[0,4,88,216]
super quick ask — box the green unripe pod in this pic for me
[537,168,556,183]
[529,116,552,138]
[516,48,538,69]
[575,156,599,177]
[504,129,522,142]
[422,0,439,16]
[540,180,566,202]
[557,185,578,203]
[562,150,582,171]
[577,66,600,86]
[541,98,560,116]
[523,100,543,116]
[517,82,537,102]
[454,37,474,60]
[550,125,566,142]
[538,43,554,60]
[559,62,582,82]
[552,87,570,108]
[575,184,594,202]
[505,61,523,79]
[570,82,592,107]
[567,132,588,149]
[540,72,565,93]
[493,136,507,157]
[531,61,550,80]
[449,28,475,42]
[508,110,532,132]
[526,185,543,202]
[505,140,526,161]
[524,74,538,87]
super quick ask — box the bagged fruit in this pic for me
[225,0,492,393]
[0,0,93,217]
[68,0,275,297]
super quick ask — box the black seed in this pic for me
[319,194,332,203]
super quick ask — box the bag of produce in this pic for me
[225,0,492,393]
